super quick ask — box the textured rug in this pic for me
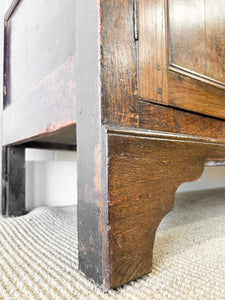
[0,189,225,299]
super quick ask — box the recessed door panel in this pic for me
[139,0,225,119]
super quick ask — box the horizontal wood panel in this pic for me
[27,124,76,146]
[139,101,225,143]
[167,71,225,119]
[6,0,76,105]
[3,59,76,146]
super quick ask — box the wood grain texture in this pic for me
[101,0,139,127]
[139,0,168,103]
[76,0,110,288]
[139,0,225,119]
[139,101,225,143]
[206,0,225,83]
[24,124,76,146]
[169,0,206,75]
[107,128,225,288]
[1,0,225,291]
[167,70,225,119]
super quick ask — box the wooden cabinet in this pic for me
[1,0,225,290]
[139,0,225,119]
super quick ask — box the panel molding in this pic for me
[168,64,225,91]
[166,0,225,91]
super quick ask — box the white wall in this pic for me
[177,165,225,193]
[25,149,225,210]
[26,149,77,210]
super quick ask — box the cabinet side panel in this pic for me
[8,0,76,105]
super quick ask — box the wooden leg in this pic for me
[78,127,225,289]
[1,147,7,216]
[1,146,26,217]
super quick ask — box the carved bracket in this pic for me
[107,127,225,288]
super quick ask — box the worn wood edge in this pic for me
[139,96,225,121]
[3,57,76,146]
[76,0,111,289]
[3,122,76,147]
[139,100,225,142]
[167,72,225,120]
[105,125,225,146]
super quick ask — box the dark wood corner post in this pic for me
[1,146,26,217]
[76,0,139,289]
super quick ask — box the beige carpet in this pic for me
[0,189,225,299]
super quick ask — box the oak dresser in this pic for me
[1,0,225,289]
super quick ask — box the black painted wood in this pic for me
[1,147,7,216]
[4,146,26,216]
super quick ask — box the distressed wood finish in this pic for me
[1,146,25,216]
[139,101,225,143]
[77,0,225,290]
[77,0,141,288]
[78,125,225,289]
[3,58,76,146]
[139,0,168,104]
[76,0,109,287]
[139,0,225,119]
[169,0,225,84]
[101,0,139,127]
[107,129,225,287]
[167,71,225,119]
[1,0,225,291]
[205,0,225,83]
